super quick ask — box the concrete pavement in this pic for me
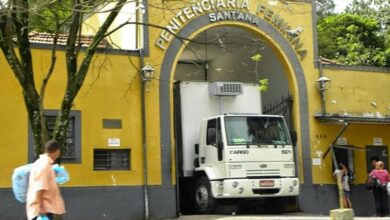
[173,214,387,220]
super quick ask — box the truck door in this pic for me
[205,118,224,164]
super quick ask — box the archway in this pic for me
[158,14,311,214]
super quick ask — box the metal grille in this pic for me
[220,83,242,93]
[46,116,76,159]
[263,95,293,128]
[93,149,130,170]
[246,169,281,177]
[209,82,243,96]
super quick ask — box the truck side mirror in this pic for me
[194,144,199,154]
[217,141,223,161]
[290,130,297,146]
[217,141,223,149]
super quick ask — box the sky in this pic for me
[334,0,354,13]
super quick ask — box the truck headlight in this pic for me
[232,181,239,188]
[230,164,242,169]
[293,179,298,186]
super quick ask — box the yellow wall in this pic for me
[309,68,390,184]
[325,69,390,115]
[1,0,390,190]
[0,49,151,187]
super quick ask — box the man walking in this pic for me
[26,140,65,220]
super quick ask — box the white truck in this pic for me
[174,81,299,214]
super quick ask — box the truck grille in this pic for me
[246,169,280,177]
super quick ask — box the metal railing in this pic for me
[263,95,294,128]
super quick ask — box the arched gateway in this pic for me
[157,11,312,215]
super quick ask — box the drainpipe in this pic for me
[139,49,149,220]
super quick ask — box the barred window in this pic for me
[93,149,130,171]
[29,110,81,163]
[46,116,76,160]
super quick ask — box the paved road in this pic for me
[173,214,386,220]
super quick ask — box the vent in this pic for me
[246,169,281,177]
[209,82,243,96]
[94,149,130,170]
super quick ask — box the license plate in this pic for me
[260,180,274,187]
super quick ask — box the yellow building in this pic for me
[1,0,390,219]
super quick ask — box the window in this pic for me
[93,149,131,170]
[28,110,81,163]
[206,118,221,145]
[225,116,290,145]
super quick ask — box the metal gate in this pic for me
[263,95,294,129]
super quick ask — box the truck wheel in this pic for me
[193,176,217,214]
[264,197,287,214]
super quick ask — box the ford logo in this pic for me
[260,164,267,168]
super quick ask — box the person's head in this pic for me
[44,139,61,160]
[370,156,379,168]
[339,161,348,170]
[375,161,384,170]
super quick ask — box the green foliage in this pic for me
[251,53,262,62]
[317,13,389,67]
[251,53,269,91]
[258,78,269,92]
[28,0,73,33]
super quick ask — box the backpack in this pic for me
[366,175,380,190]
[11,163,70,203]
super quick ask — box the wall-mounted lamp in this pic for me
[316,76,331,91]
[317,76,331,116]
[141,64,155,81]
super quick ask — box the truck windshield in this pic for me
[224,116,291,145]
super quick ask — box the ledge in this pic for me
[314,113,390,124]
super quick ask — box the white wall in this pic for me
[175,26,289,109]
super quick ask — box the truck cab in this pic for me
[193,114,299,213]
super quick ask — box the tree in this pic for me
[0,0,129,157]
[315,0,335,21]
[346,0,390,64]
[317,13,390,67]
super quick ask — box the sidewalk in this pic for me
[173,214,386,220]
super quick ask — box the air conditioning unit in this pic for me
[209,82,243,96]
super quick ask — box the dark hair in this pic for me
[44,139,61,153]
[370,156,379,162]
[339,161,348,169]
[339,161,347,166]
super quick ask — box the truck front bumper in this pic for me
[210,178,299,198]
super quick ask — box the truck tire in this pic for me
[264,197,287,214]
[193,176,217,214]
